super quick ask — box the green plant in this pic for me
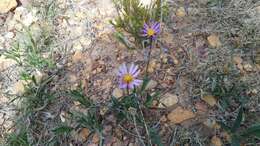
[206,63,249,109]
[66,86,104,145]
[6,128,30,146]
[5,72,59,145]
[219,107,260,145]
[69,87,93,108]
[111,0,168,49]
[109,78,162,146]
[3,1,61,144]
[4,26,55,71]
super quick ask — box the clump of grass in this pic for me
[197,49,260,144]
[68,87,104,145]
[111,0,169,49]
[109,78,163,146]
[4,27,55,71]
[205,63,248,109]
[2,0,61,145]
[3,0,260,145]
[5,74,57,145]
[218,107,260,145]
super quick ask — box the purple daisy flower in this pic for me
[118,63,142,89]
[141,21,160,39]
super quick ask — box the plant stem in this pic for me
[135,95,152,146]
[127,86,130,96]
[145,38,153,76]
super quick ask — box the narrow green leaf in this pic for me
[231,107,243,132]
[52,126,73,135]
[218,121,231,132]
[31,75,37,85]
[231,135,240,146]
[241,124,260,138]
[144,93,153,107]
[140,76,150,92]
[149,128,163,146]
[69,89,92,108]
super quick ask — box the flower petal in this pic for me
[152,22,160,30]
[141,33,148,37]
[132,69,140,77]
[129,63,135,74]
[144,23,149,29]
[128,82,134,89]
[119,82,127,89]
[133,79,142,86]
[130,64,138,74]
[119,63,127,75]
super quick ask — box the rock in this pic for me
[59,111,66,122]
[33,70,45,83]
[13,7,26,20]
[201,95,217,106]
[160,115,167,122]
[76,12,87,20]
[112,88,123,99]
[207,34,221,48]
[100,106,109,116]
[23,10,38,27]
[0,0,17,14]
[222,131,231,142]
[92,133,100,144]
[247,89,258,96]
[211,136,222,146]
[0,55,17,72]
[233,56,243,65]
[19,0,30,7]
[172,56,179,65]
[237,63,244,72]
[147,59,157,73]
[80,128,91,142]
[176,7,186,17]
[72,50,84,63]
[161,55,168,64]
[145,80,158,90]
[243,63,253,72]
[103,125,112,135]
[159,93,178,108]
[167,106,195,124]
[5,32,15,39]
[255,6,260,14]
[195,101,208,113]
[68,73,77,83]
[0,35,4,43]
[203,119,220,129]
[13,80,26,95]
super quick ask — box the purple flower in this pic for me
[118,63,142,89]
[141,21,160,39]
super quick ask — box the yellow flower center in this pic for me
[123,74,134,83]
[147,28,155,36]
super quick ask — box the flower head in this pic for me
[141,21,160,39]
[118,63,142,89]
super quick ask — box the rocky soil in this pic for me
[0,0,259,145]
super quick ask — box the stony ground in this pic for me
[0,0,116,139]
[0,0,260,145]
